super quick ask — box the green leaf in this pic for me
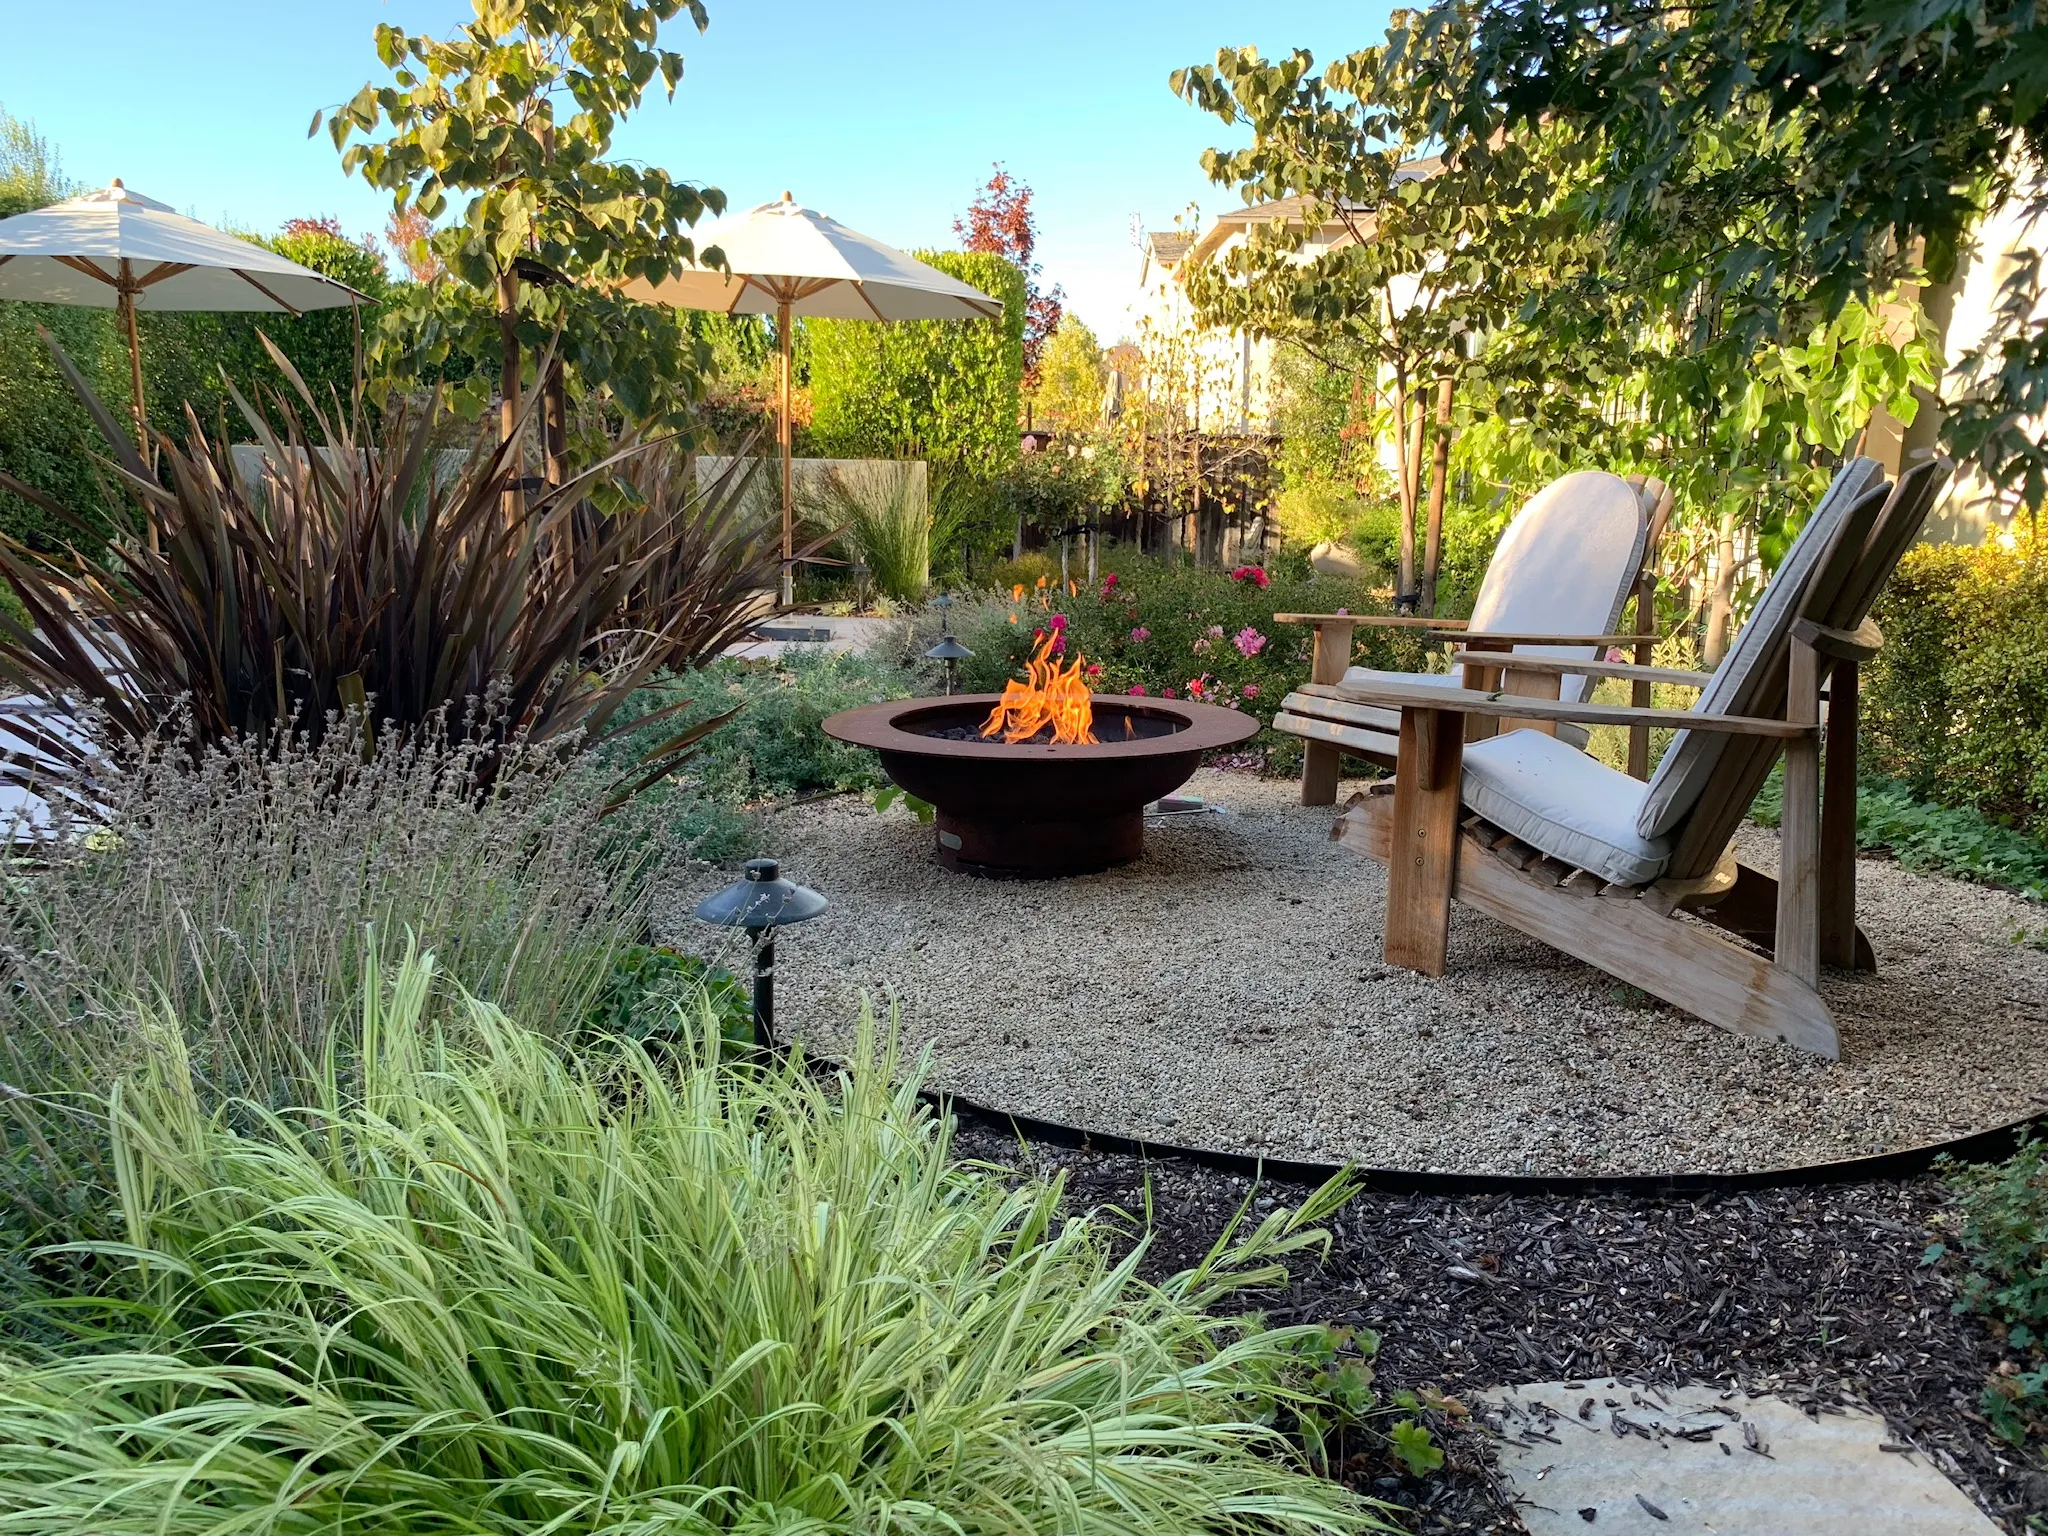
[1390,1419,1444,1476]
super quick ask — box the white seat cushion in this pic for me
[1462,729,1671,886]
[1636,458,1884,839]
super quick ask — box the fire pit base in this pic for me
[821,694,1259,879]
[934,808,1144,878]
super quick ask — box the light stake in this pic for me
[692,857,827,1049]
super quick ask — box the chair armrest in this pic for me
[1790,616,1883,663]
[1298,679,1811,739]
[1436,630,1661,648]
[1447,652,1714,688]
[1275,613,1464,630]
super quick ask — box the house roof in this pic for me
[1183,157,1447,266]
[1147,231,1194,264]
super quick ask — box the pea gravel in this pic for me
[655,769,2048,1177]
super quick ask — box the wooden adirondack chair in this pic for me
[1275,471,1675,805]
[1314,456,1950,1059]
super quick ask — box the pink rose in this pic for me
[1127,684,1148,696]
[1233,626,1267,658]
[1242,684,1260,699]
[1130,626,1151,643]
[1162,687,1178,699]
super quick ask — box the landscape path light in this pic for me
[924,593,972,694]
[692,857,827,1049]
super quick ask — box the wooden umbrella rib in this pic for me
[229,268,304,317]
[135,261,196,290]
[52,253,118,287]
[849,280,889,322]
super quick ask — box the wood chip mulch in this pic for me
[950,1121,2048,1535]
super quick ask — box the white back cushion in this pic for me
[1635,458,1885,839]
[1468,471,1648,703]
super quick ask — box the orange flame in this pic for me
[982,631,1097,744]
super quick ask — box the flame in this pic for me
[982,630,1098,744]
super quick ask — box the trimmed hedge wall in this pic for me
[1864,535,2048,839]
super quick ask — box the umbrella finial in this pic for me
[782,189,793,202]
[110,178,124,190]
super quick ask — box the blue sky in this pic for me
[0,0,1390,341]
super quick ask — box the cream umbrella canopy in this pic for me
[625,192,1003,604]
[0,180,371,457]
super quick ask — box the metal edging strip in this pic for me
[925,1091,2048,1196]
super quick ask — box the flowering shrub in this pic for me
[954,551,1415,761]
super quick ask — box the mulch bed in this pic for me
[950,1120,2048,1534]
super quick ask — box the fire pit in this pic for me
[821,692,1258,876]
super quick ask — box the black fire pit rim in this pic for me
[821,693,1259,760]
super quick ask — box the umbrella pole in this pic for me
[778,297,793,607]
[117,278,158,555]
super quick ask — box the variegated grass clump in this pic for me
[0,953,1389,1536]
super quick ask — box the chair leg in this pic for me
[1384,706,1462,976]
[1300,618,1356,806]
[1819,657,1861,968]
[1775,638,1822,987]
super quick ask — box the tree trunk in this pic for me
[1391,368,1417,610]
[1013,512,1025,562]
[498,268,523,522]
[1420,374,1454,617]
[544,355,567,490]
[1704,505,1740,664]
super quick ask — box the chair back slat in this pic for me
[1636,458,1886,848]
[1830,458,1949,628]
[1661,460,1952,880]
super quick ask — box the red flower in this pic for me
[1161,687,1179,699]
[1085,662,1103,678]
[1049,611,1068,632]
[1229,565,1271,589]
[1127,684,1148,696]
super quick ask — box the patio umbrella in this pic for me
[625,192,1003,604]
[0,180,371,458]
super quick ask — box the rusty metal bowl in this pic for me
[821,694,1259,876]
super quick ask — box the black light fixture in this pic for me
[923,592,973,695]
[692,857,827,1049]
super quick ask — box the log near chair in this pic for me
[1274,470,1677,804]
[1314,456,1950,1060]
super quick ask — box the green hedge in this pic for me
[807,250,1025,485]
[1864,536,2048,839]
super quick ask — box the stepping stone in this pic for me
[1478,1379,1997,1534]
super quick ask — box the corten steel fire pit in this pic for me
[822,694,1258,876]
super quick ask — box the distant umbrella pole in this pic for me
[778,294,793,606]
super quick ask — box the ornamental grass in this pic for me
[0,953,1389,1536]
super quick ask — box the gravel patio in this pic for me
[658,767,2048,1179]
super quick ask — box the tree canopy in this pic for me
[1397,0,2048,506]
[320,0,723,458]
